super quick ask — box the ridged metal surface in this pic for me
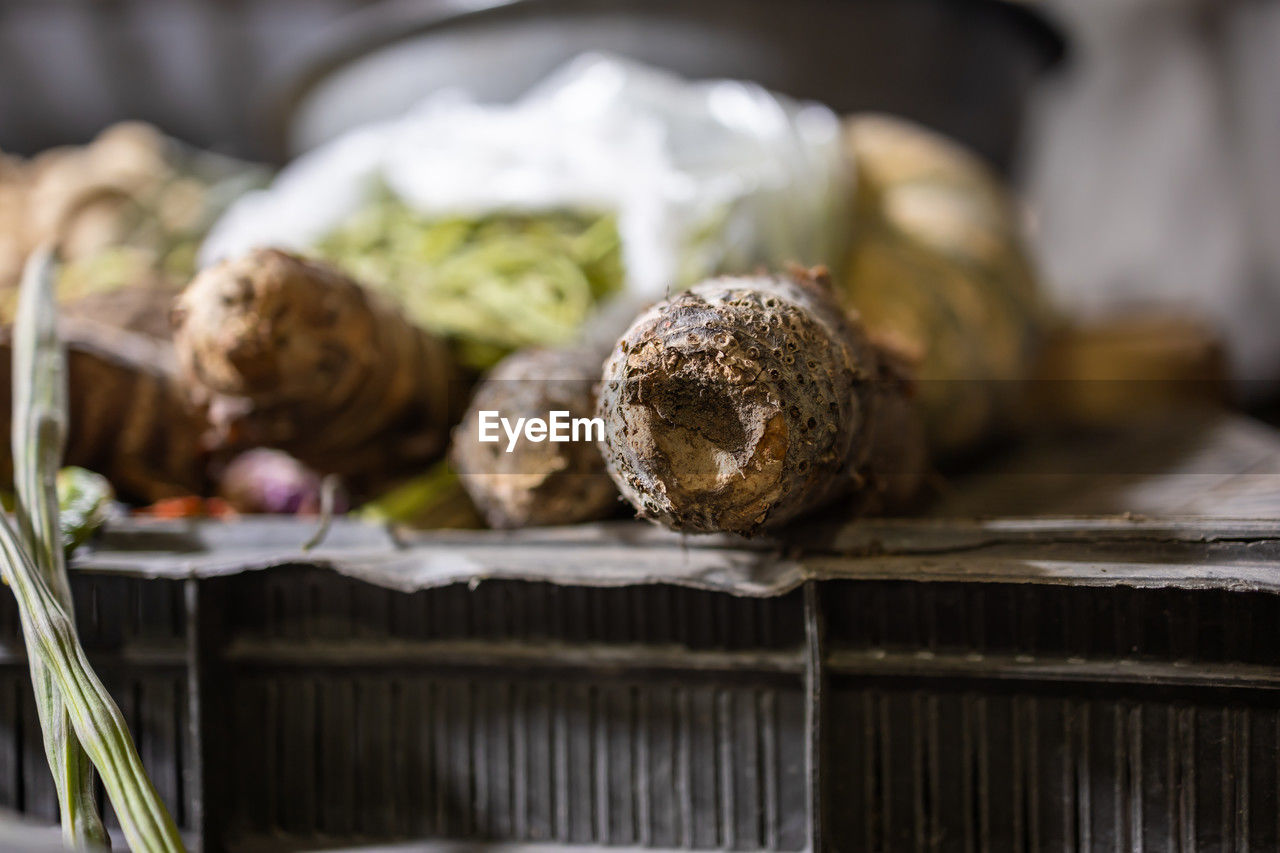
[827,688,1273,853]
[823,581,1279,666]
[232,568,807,650]
[820,580,1280,853]
[213,568,809,850]
[227,675,807,849]
[0,564,1277,850]
[0,575,196,840]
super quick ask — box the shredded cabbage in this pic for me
[315,192,623,368]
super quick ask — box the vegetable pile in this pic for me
[0,69,1065,853]
[0,102,1046,540]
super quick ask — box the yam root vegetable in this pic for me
[839,114,1044,455]
[599,269,926,535]
[62,282,179,340]
[452,345,618,528]
[172,248,464,490]
[24,125,168,263]
[0,317,209,502]
[0,122,263,319]
[0,153,29,292]
[1028,312,1227,428]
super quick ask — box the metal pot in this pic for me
[266,0,1064,172]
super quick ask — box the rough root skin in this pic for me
[172,248,461,491]
[0,318,209,503]
[599,270,924,535]
[452,346,617,528]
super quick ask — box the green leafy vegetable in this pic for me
[357,461,482,529]
[316,193,623,369]
[57,468,114,556]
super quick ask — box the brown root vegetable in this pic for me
[0,317,209,502]
[599,269,926,535]
[452,345,618,528]
[172,248,463,490]
[0,153,30,292]
[24,122,173,258]
[0,123,265,325]
[62,282,179,340]
[1028,312,1227,428]
[839,114,1044,456]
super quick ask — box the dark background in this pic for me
[0,0,363,159]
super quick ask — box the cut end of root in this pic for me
[605,337,797,535]
[599,271,911,536]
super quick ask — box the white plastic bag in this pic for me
[200,53,848,298]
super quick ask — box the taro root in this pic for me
[0,317,209,502]
[62,282,179,340]
[452,345,618,528]
[0,153,29,292]
[599,269,925,535]
[172,248,462,491]
[1,122,254,309]
[839,114,1044,455]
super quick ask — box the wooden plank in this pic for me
[41,413,1280,608]
[232,677,267,834]
[221,639,801,680]
[640,685,675,848]
[927,412,1280,519]
[801,555,1280,595]
[687,688,718,848]
[486,680,513,841]
[802,582,826,853]
[774,689,807,850]
[729,687,761,849]
[395,680,425,838]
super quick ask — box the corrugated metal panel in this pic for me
[0,562,1275,850]
[825,689,1277,853]
[0,575,196,840]
[210,569,809,850]
[224,674,806,849]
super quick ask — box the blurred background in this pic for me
[0,6,1278,848]
[0,0,1278,399]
